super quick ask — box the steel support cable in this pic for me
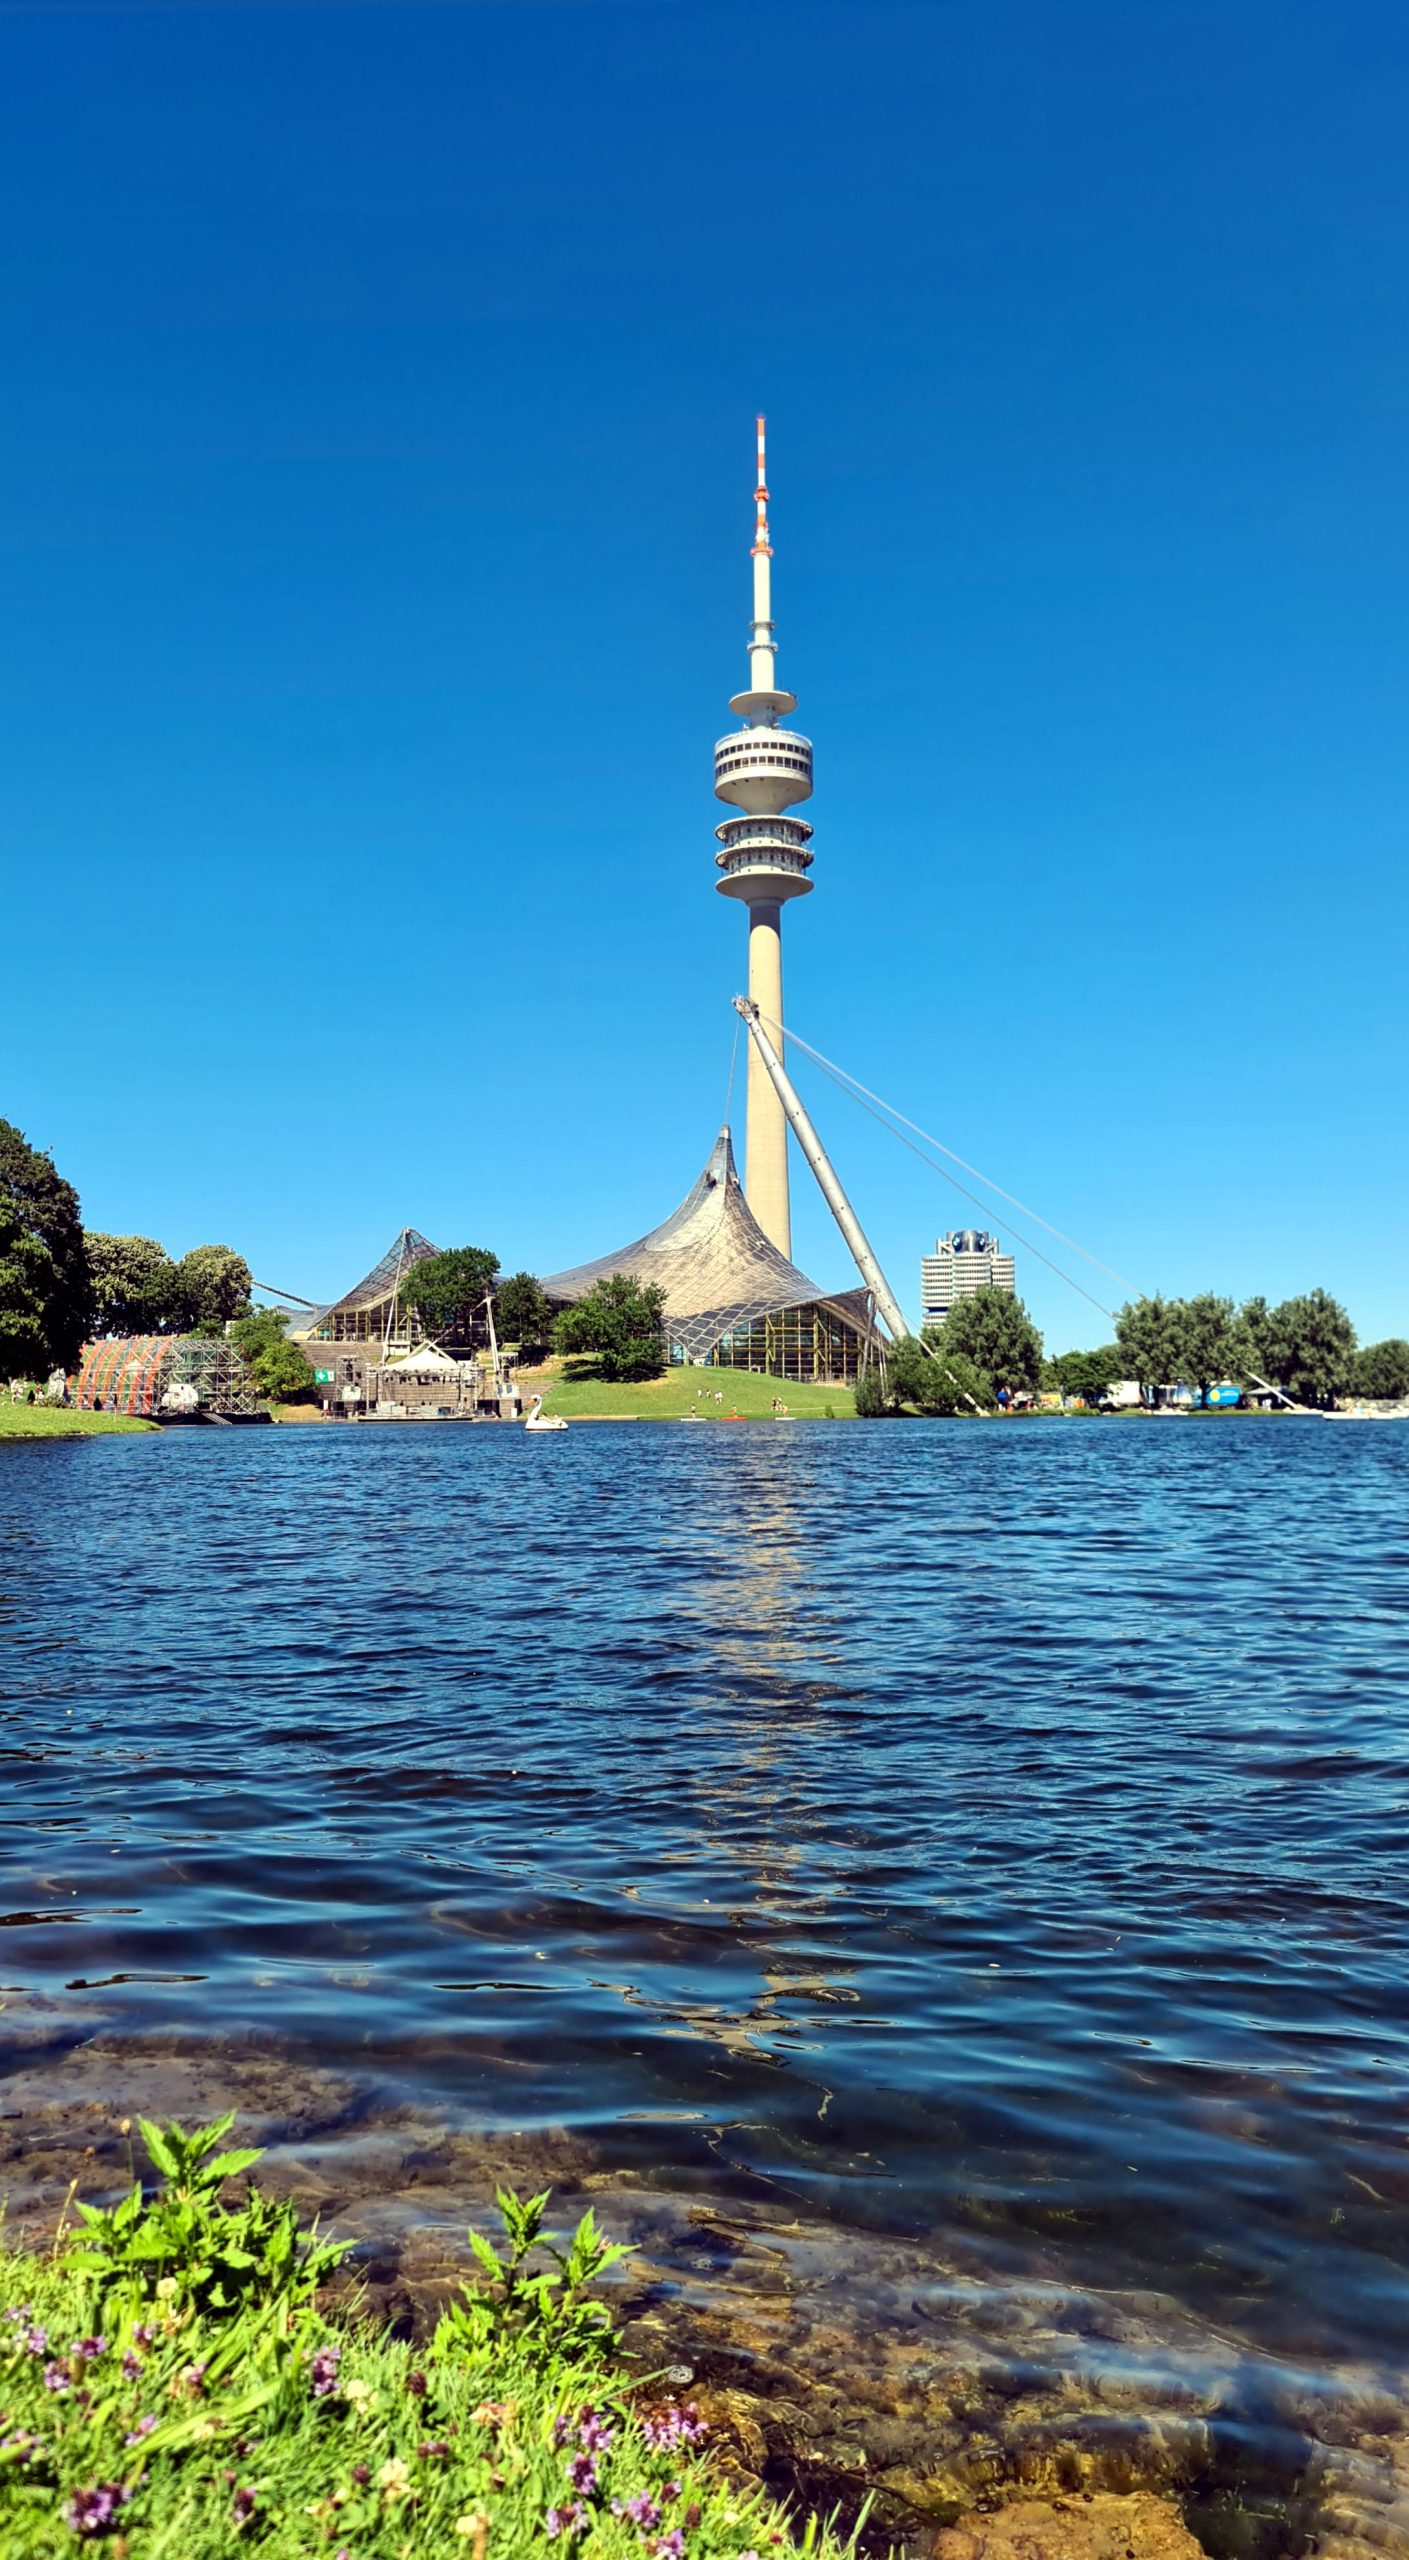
[765,1016,1142,1299]
[754,1014,1118,1324]
[723,1015,742,1129]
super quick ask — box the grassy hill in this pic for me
[517,1359,856,1420]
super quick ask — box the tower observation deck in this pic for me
[714,418,813,1257]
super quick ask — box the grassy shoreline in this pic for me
[0,1404,154,1439]
[0,2121,849,2559]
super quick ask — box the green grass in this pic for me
[0,1403,153,1438]
[518,1362,857,1421]
[0,2121,855,2560]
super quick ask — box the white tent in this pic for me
[382,1340,464,1378]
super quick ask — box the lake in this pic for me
[2,1418,1407,2551]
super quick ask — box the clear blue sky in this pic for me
[3,0,1406,1349]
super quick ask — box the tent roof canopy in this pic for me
[323,1228,440,1318]
[542,1128,870,1363]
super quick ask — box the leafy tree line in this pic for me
[1063,1293,1405,1409]
[87,1233,255,1336]
[1111,1289,1366,1409]
[861,1281,1408,1417]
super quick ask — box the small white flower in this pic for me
[154,2277,178,2301]
[377,2456,411,2498]
[344,2377,375,2411]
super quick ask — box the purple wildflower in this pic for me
[546,2505,590,2539]
[64,2482,131,2537]
[22,2326,48,2356]
[649,2535,686,2560]
[0,2430,39,2464]
[231,2484,256,2524]
[351,2463,371,2486]
[553,2411,573,2449]
[612,2491,662,2529]
[124,2415,158,2446]
[133,2323,156,2348]
[641,2402,707,2451]
[566,2452,598,2497]
[180,2360,208,2393]
[660,2480,683,2504]
[308,2346,341,2399]
[121,2348,142,2381]
[71,2335,107,2363]
[577,2405,614,2453]
[406,2367,427,2399]
[418,2438,451,2460]
[42,2360,71,2395]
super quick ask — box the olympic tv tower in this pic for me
[713,419,814,1258]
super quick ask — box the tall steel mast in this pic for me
[732,999,908,1341]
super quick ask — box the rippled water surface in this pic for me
[2,1420,1408,2542]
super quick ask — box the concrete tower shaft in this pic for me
[714,418,813,1257]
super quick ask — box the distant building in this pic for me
[920,1231,1016,1326]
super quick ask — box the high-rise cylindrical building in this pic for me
[714,419,813,1258]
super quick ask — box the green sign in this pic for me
[314,1368,334,1385]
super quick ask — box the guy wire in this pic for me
[723,1016,742,1128]
[752,1010,1120,1323]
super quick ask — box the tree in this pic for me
[886,1333,993,1414]
[229,1307,315,1404]
[87,1233,178,1336]
[1178,1293,1242,1405]
[933,1286,1043,1397]
[494,1272,553,1356]
[1115,1294,1185,1401]
[1044,1344,1123,1402]
[1355,1338,1409,1400]
[1235,1295,1274,1383]
[398,1246,500,1333]
[172,1245,253,1333]
[553,1275,666,1382]
[853,1362,888,1417]
[0,1118,90,1379]
[1246,1288,1357,1410]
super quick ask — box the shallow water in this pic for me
[2,1420,1407,2547]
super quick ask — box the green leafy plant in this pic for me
[434,2187,632,2367]
[62,2114,346,2318]
[0,2137,859,2559]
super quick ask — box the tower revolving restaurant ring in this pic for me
[713,728,814,814]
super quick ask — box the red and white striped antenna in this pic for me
[751,414,772,557]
